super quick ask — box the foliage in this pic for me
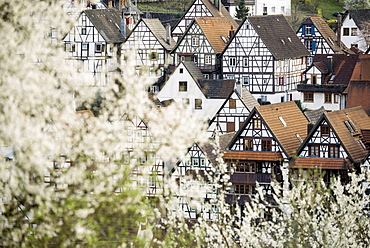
[344,0,370,9]
[235,0,249,20]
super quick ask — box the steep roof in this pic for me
[84,9,124,43]
[201,132,236,165]
[196,17,237,53]
[202,0,238,28]
[325,106,370,163]
[301,16,353,54]
[198,79,235,98]
[241,87,260,111]
[347,9,370,31]
[141,18,176,50]
[345,81,370,116]
[248,15,310,59]
[182,61,204,82]
[257,101,308,157]
[304,106,327,124]
[311,54,359,85]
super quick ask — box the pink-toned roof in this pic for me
[291,157,352,170]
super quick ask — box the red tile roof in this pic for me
[223,150,283,161]
[291,157,352,170]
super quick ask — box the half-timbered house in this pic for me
[172,17,237,79]
[63,8,124,86]
[222,0,291,18]
[221,15,310,104]
[291,106,370,184]
[171,0,238,40]
[121,18,176,81]
[296,16,353,59]
[223,101,308,211]
[207,89,252,136]
[340,9,370,53]
[298,54,359,111]
[171,133,234,219]
[156,61,236,121]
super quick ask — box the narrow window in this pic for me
[243,57,248,67]
[229,99,236,109]
[81,27,86,35]
[242,76,249,86]
[195,99,202,109]
[261,139,272,151]
[321,125,330,136]
[227,122,235,132]
[82,43,88,50]
[324,93,332,103]
[205,55,211,64]
[243,139,253,151]
[191,36,199,46]
[179,81,187,92]
[334,94,339,103]
[311,74,317,84]
[253,119,262,129]
[179,68,183,74]
[278,76,284,85]
[229,57,236,67]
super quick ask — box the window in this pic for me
[311,74,317,84]
[195,4,201,11]
[328,146,339,158]
[243,139,253,150]
[351,44,358,48]
[192,36,199,46]
[242,76,249,86]
[185,19,192,27]
[334,94,339,104]
[305,25,312,35]
[179,68,183,74]
[205,55,211,64]
[81,27,86,35]
[229,99,236,109]
[344,120,357,133]
[65,42,75,52]
[233,184,256,195]
[229,57,236,67]
[324,93,332,103]
[95,43,103,52]
[343,28,349,36]
[204,74,209,79]
[321,125,330,136]
[263,6,267,14]
[271,7,275,13]
[261,139,272,151]
[253,119,262,129]
[243,57,248,67]
[191,158,199,166]
[235,162,255,173]
[226,74,235,79]
[150,52,158,60]
[256,162,271,173]
[304,92,314,102]
[227,122,235,132]
[179,81,187,92]
[305,40,312,51]
[193,54,198,63]
[278,76,284,85]
[195,99,202,109]
[82,43,88,50]
[351,28,357,36]
[309,145,320,157]
[281,6,285,13]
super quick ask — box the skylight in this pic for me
[344,120,357,133]
[296,133,303,142]
[278,116,287,127]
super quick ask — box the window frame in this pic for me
[253,118,262,130]
[311,74,317,84]
[243,139,253,151]
[205,55,212,65]
[191,36,199,47]
[229,57,236,67]
[227,122,235,132]
[303,92,314,102]
[324,93,332,103]
[309,145,320,157]
[179,81,187,92]
[195,99,202,109]
[343,27,349,36]
[321,125,330,137]
[328,145,339,158]
[261,139,272,151]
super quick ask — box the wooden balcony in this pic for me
[297,83,346,93]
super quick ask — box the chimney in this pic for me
[327,55,333,74]
[337,12,342,47]
[121,17,126,39]
[166,24,171,44]
[229,26,235,39]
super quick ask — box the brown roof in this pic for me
[257,101,309,157]
[201,132,236,165]
[345,81,370,116]
[196,17,237,53]
[203,0,239,28]
[198,79,235,98]
[291,157,352,170]
[142,18,176,50]
[304,106,327,124]
[223,150,283,161]
[303,16,353,54]
[248,15,310,59]
[312,54,359,85]
[326,106,370,162]
[241,87,260,111]
[84,9,124,43]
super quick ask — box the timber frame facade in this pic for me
[221,15,310,104]
[63,9,124,86]
[122,18,175,81]
[208,90,251,136]
[171,0,238,40]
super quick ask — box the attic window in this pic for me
[344,120,357,133]
[295,133,303,142]
[221,36,228,44]
[359,140,367,150]
[192,36,199,46]
[278,116,287,127]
